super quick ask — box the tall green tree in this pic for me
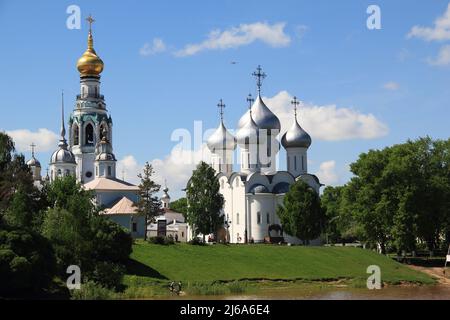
[185,161,224,242]
[137,162,161,241]
[170,197,188,215]
[277,180,323,245]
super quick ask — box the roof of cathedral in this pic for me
[207,120,237,152]
[281,97,311,149]
[27,156,41,167]
[103,196,137,215]
[160,208,185,224]
[237,94,281,132]
[84,177,139,191]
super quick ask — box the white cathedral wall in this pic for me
[247,193,276,242]
[230,175,246,243]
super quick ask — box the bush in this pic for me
[189,237,205,246]
[0,225,56,296]
[148,236,174,245]
[71,281,114,300]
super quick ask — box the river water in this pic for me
[171,285,450,300]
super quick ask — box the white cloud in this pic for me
[139,38,166,56]
[264,91,389,141]
[427,44,450,66]
[408,4,450,41]
[5,128,59,153]
[175,22,291,57]
[315,160,339,186]
[117,144,212,198]
[383,81,400,91]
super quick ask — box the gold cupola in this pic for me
[76,15,104,77]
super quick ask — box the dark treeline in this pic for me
[321,137,450,254]
[0,132,132,298]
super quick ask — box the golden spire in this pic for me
[76,14,104,77]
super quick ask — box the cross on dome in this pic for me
[291,96,300,119]
[217,99,225,121]
[252,65,266,94]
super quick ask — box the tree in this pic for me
[42,175,132,289]
[277,179,323,245]
[137,162,161,241]
[185,161,224,242]
[170,197,188,215]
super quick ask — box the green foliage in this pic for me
[0,224,56,295]
[70,280,114,300]
[170,197,188,215]
[42,176,132,289]
[188,237,206,246]
[324,137,450,254]
[148,236,175,245]
[185,162,224,240]
[137,162,161,240]
[277,180,323,244]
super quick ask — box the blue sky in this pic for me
[1,0,450,198]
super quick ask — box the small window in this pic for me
[287,156,290,171]
[108,166,112,176]
[57,169,61,176]
[302,156,304,171]
[294,156,297,171]
[132,222,137,232]
[257,212,261,224]
[236,213,240,225]
[267,213,270,224]
[65,169,70,176]
[182,232,184,237]
[73,124,79,145]
[86,171,93,178]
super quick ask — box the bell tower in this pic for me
[68,15,113,183]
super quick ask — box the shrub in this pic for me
[189,237,205,246]
[71,281,114,300]
[149,236,174,245]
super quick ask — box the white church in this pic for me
[199,66,323,244]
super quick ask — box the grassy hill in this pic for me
[126,241,433,286]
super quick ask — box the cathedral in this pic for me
[26,17,145,238]
[202,66,322,244]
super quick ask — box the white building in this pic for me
[191,66,322,244]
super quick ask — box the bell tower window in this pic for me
[85,124,94,145]
[73,124,79,145]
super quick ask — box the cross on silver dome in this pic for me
[217,99,225,122]
[252,65,266,94]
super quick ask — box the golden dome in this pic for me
[77,30,104,76]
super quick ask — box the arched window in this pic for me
[99,124,106,140]
[85,123,94,145]
[57,169,62,176]
[65,169,70,176]
[73,124,79,145]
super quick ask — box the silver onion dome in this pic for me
[27,156,41,168]
[50,147,76,164]
[236,110,259,147]
[95,135,116,161]
[238,95,280,132]
[207,121,237,152]
[281,118,311,149]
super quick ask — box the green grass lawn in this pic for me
[126,241,434,286]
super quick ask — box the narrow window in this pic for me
[236,213,240,225]
[302,156,305,171]
[182,232,184,237]
[294,156,297,171]
[85,124,94,145]
[108,166,112,176]
[57,169,61,176]
[287,156,290,171]
[73,124,79,145]
[96,166,98,176]
[257,212,261,224]
[267,213,270,224]
[132,222,137,232]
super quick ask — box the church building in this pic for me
[199,66,322,244]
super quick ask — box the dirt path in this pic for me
[408,265,450,286]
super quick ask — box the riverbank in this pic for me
[117,241,436,299]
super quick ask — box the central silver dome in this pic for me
[238,95,281,132]
[27,156,41,167]
[50,147,76,164]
